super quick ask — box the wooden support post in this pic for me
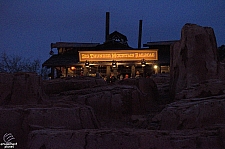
[131,65,135,78]
[106,66,111,77]
[51,67,55,79]
[66,67,68,77]
[84,67,88,76]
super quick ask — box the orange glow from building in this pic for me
[70,66,76,70]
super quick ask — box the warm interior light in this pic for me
[141,59,146,67]
[112,60,117,68]
[85,60,89,67]
[154,65,158,69]
[70,66,76,70]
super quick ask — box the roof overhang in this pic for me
[143,40,179,47]
[51,42,100,48]
[42,54,79,67]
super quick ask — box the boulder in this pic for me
[118,77,159,109]
[61,85,146,119]
[0,73,14,104]
[0,104,99,149]
[0,72,47,105]
[60,80,158,120]
[170,23,225,100]
[118,77,158,96]
[151,74,171,103]
[152,94,225,130]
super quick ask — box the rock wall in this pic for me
[27,128,225,149]
[152,94,225,130]
[0,72,47,105]
[170,23,225,99]
[0,73,160,148]
[43,76,106,95]
[0,104,99,149]
[151,74,171,103]
[0,73,101,148]
[59,78,159,119]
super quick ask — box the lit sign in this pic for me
[79,49,158,61]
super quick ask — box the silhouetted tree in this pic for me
[0,52,50,79]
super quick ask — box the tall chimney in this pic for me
[138,20,143,49]
[105,12,110,42]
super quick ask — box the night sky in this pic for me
[0,1,224,63]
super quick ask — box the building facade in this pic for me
[143,40,179,73]
[43,31,162,79]
[42,12,177,79]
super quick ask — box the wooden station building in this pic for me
[43,31,159,79]
[42,12,177,79]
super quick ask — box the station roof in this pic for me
[143,40,179,47]
[42,54,79,67]
[51,42,100,48]
[108,31,128,42]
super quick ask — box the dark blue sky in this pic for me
[1,1,224,63]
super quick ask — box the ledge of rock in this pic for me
[43,76,106,95]
[0,104,99,149]
[152,94,225,130]
[59,81,159,119]
[27,128,225,149]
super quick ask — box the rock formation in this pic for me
[53,77,159,120]
[43,76,106,95]
[152,94,225,130]
[0,72,47,105]
[0,73,100,148]
[170,23,225,100]
[0,104,99,148]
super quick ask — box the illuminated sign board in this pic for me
[79,49,158,61]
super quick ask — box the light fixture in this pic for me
[70,66,76,70]
[112,60,117,68]
[153,65,158,69]
[141,59,146,67]
[85,60,89,67]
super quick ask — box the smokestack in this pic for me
[105,12,110,42]
[138,20,143,49]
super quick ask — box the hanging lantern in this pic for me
[141,59,146,67]
[112,60,117,68]
[70,66,76,70]
[85,60,89,67]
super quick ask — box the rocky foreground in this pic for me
[0,72,224,149]
[1,23,225,149]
